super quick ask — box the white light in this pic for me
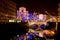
[39,14,43,20]
[17,34,19,37]
[17,21,21,23]
[9,20,15,22]
[39,33,43,37]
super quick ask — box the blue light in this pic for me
[28,13,33,20]
[33,16,39,20]
[40,24,45,30]
[22,17,26,20]
[27,33,33,40]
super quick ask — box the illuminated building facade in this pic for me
[0,0,16,22]
[17,7,29,21]
[17,7,47,22]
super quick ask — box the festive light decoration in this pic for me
[16,7,47,22]
[16,6,57,31]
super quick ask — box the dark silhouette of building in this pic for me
[0,22,28,40]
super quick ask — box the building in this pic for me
[0,0,16,22]
[17,7,29,21]
[58,3,60,22]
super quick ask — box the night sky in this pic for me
[12,0,60,16]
